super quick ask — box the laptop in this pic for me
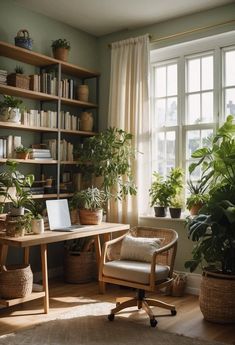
[46,199,83,232]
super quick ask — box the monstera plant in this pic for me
[185,115,235,323]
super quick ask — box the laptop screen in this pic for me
[46,199,71,230]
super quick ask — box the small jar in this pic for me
[80,112,93,131]
[77,84,89,102]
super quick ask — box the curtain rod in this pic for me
[108,19,235,47]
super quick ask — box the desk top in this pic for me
[0,222,130,247]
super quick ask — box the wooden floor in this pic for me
[0,279,234,344]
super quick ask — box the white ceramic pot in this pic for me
[0,107,21,123]
[32,218,44,234]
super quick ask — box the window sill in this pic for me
[139,212,189,223]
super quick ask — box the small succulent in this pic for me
[15,146,32,153]
[51,39,71,50]
[15,65,24,74]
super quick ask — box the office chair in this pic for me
[99,226,178,327]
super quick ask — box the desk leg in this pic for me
[94,235,106,294]
[0,244,8,266]
[24,247,30,265]
[40,243,49,314]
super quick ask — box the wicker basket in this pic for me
[0,264,33,299]
[64,250,96,284]
[78,209,103,225]
[7,73,30,90]
[199,270,235,323]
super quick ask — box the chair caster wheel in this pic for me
[150,318,158,327]
[108,313,115,321]
[171,309,177,316]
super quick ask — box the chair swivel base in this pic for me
[108,289,177,327]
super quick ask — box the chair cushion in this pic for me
[120,235,163,263]
[103,260,169,285]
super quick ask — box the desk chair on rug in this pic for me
[99,226,178,327]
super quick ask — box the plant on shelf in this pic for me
[186,178,209,215]
[14,65,24,74]
[149,167,183,217]
[185,115,235,323]
[15,145,32,160]
[0,95,23,123]
[78,127,137,217]
[0,160,34,216]
[71,187,109,225]
[51,38,71,62]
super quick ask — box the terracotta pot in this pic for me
[16,152,29,160]
[53,47,69,62]
[78,209,103,225]
[189,203,203,216]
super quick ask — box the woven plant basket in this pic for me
[0,264,33,299]
[7,73,30,90]
[64,250,96,283]
[171,273,187,297]
[199,270,235,323]
[70,209,79,225]
[78,209,103,225]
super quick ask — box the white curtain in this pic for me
[108,34,151,226]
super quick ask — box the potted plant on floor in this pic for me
[185,115,235,323]
[51,38,71,62]
[72,187,108,225]
[149,168,183,217]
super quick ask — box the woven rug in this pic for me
[0,301,226,345]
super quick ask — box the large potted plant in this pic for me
[149,168,183,217]
[78,127,137,218]
[185,115,235,323]
[72,187,108,225]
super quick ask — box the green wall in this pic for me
[97,3,235,130]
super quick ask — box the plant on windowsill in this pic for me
[149,167,183,217]
[169,195,183,219]
[51,38,71,62]
[15,146,32,160]
[185,115,235,323]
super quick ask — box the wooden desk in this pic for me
[0,222,129,313]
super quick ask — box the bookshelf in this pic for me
[0,40,100,199]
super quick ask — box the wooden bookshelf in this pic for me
[32,193,73,199]
[0,121,58,133]
[0,84,59,101]
[61,97,98,108]
[0,158,58,164]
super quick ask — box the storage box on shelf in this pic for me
[0,40,100,199]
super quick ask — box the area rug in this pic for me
[0,301,226,345]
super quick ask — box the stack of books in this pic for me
[0,135,21,158]
[0,69,7,85]
[30,148,52,160]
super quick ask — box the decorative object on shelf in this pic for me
[185,116,235,323]
[72,187,108,225]
[77,84,89,102]
[51,38,71,62]
[14,29,33,50]
[149,168,183,217]
[80,111,93,131]
[64,238,95,283]
[15,145,32,160]
[7,65,30,90]
[0,264,33,298]
[0,95,23,123]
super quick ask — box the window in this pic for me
[150,31,235,208]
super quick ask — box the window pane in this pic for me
[188,58,200,92]
[166,131,175,161]
[167,64,177,96]
[155,99,166,126]
[186,130,200,159]
[187,94,200,124]
[156,66,166,97]
[202,56,213,90]
[225,88,235,116]
[225,50,235,87]
[166,97,177,126]
[157,132,165,161]
[201,92,213,123]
